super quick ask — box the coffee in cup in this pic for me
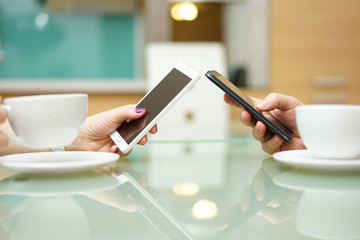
[0,94,88,149]
[295,104,360,159]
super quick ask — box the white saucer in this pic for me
[0,151,119,174]
[273,150,360,171]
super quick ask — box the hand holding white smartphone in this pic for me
[110,62,201,153]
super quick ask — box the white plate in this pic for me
[0,151,119,174]
[273,149,360,171]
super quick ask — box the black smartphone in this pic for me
[205,70,292,142]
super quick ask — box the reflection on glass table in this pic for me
[0,138,360,239]
[274,169,360,239]
[116,172,195,240]
[0,157,196,240]
[0,171,118,240]
[211,158,298,240]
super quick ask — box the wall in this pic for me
[0,0,138,79]
[270,0,360,104]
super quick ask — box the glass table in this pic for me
[0,137,359,240]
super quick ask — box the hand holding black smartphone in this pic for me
[205,70,292,142]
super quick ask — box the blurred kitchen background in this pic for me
[1,0,360,136]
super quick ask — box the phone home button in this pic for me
[114,136,123,143]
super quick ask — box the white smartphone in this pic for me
[110,62,201,153]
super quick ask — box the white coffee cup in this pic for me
[296,104,360,159]
[0,94,88,148]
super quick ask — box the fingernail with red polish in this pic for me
[115,147,120,153]
[136,108,145,113]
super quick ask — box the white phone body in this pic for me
[110,62,201,153]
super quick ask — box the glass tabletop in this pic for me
[0,137,359,240]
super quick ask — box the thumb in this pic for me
[105,105,146,125]
[255,93,300,112]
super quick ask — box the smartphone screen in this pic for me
[117,68,192,144]
[205,70,292,142]
[110,62,200,153]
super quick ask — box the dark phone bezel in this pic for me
[205,70,292,142]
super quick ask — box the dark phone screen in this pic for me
[116,68,192,144]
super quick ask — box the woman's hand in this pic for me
[67,105,157,156]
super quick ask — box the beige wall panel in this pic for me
[271,0,360,104]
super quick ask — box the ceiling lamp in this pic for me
[171,2,198,21]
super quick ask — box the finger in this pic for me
[257,205,296,224]
[251,171,267,201]
[261,135,284,154]
[256,93,303,112]
[240,186,255,211]
[0,108,7,124]
[224,94,241,108]
[240,110,256,127]
[106,105,147,126]
[149,124,158,134]
[252,121,267,142]
[111,145,133,156]
[111,145,120,153]
[261,158,282,178]
[0,134,9,150]
[137,135,148,145]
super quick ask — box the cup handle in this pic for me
[0,104,27,147]
[0,130,27,147]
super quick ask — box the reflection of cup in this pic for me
[0,94,88,148]
[296,105,360,159]
[296,192,360,239]
[9,197,90,240]
[274,169,360,239]
[0,171,118,197]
